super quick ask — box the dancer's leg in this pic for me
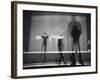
[43,44,47,62]
[60,53,66,65]
[69,40,76,66]
[77,40,84,65]
[59,53,62,66]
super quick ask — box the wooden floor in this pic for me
[23,51,91,69]
[23,61,90,69]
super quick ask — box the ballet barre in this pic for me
[23,50,91,54]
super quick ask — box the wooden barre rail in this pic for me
[23,50,91,54]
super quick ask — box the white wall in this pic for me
[0,0,99,80]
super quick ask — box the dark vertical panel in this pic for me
[23,10,32,51]
[86,14,91,41]
[86,14,91,51]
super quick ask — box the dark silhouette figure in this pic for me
[68,15,84,66]
[41,32,48,62]
[41,32,48,52]
[58,34,66,66]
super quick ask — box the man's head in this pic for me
[71,15,77,21]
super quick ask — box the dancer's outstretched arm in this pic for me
[49,35,64,39]
[32,35,42,40]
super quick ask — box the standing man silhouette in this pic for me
[68,15,84,66]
